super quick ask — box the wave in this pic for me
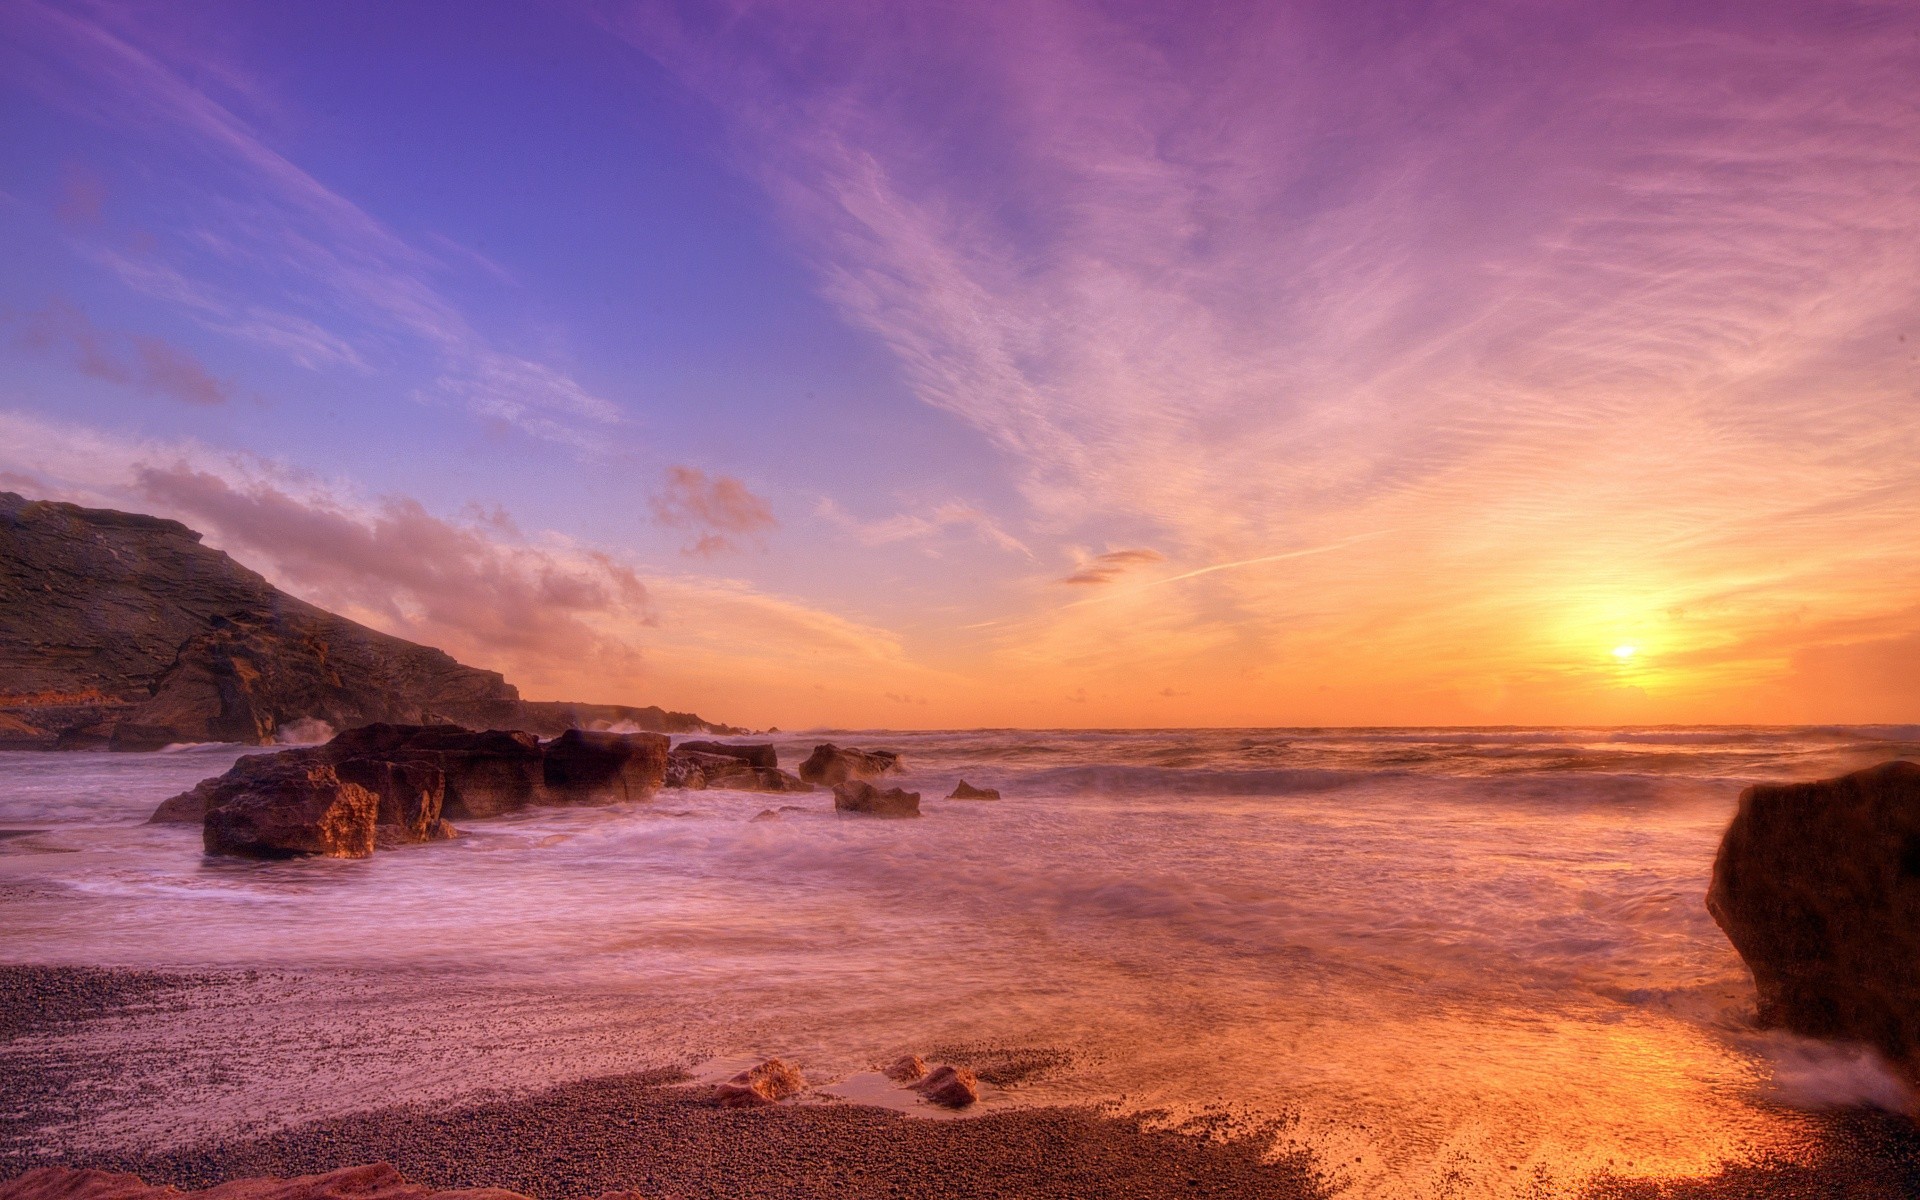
[1016,764,1379,796]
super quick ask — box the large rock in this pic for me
[0,1163,560,1200]
[1707,760,1920,1082]
[798,743,901,787]
[833,779,920,818]
[0,491,737,750]
[665,750,811,793]
[712,1058,806,1108]
[675,740,777,770]
[330,724,547,819]
[947,780,1000,800]
[201,760,380,859]
[542,729,669,804]
[912,1064,980,1108]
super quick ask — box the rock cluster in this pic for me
[0,491,735,750]
[152,724,668,859]
[663,742,809,793]
[833,779,921,818]
[798,743,901,787]
[1708,760,1920,1085]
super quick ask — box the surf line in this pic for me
[1063,531,1385,610]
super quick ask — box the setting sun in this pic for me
[1613,645,1639,661]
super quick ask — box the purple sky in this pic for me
[3,0,1918,727]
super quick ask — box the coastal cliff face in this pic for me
[0,492,731,749]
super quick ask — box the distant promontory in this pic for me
[0,491,738,750]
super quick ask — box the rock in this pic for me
[833,779,921,818]
[201,761,379,859]
[675,740,778,770]
[542,730,669,804]
[333,725,548,819]
[713,1058,806,1108]
[912,1064,980,1108]
[0,491,738,750]
[0,1163,559,1200]
[750,809,781,822]
[798,743,902,786]
[1708,760,1920,1083]
[666,750,810,793]
[947,780,1000,800]
[884,1054,927,1082]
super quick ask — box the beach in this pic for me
[5,727,1920,1197]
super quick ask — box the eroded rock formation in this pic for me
[832,779,920,818]
[798,744,900,787]
[1708,760,1920,1084]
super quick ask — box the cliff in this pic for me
[0,492,734,749]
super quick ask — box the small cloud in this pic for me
[55,163,105,229]
[1059,547,1164,586]
[650,465,776,556]
[1158,687,1189,697]
[11,301,230,406]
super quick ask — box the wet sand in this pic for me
[5,965,1920,1199]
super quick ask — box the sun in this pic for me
[1612,644,1638,661]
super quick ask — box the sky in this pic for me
[2,0,1918,729]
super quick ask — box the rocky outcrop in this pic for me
[665,750,810,793]
[912,1064,980,1108]
[884,1054,927,1083]
[947,780,1000,800]
[1708,760,1920,1083]
[201,760,382,859]
[713,1058,806,1108]
[0,492,735,750]
[798,743,900,787]
[833,779,920,818]
[154,724,669,858]
[674,740,777,770]
[0,1163,571,1200]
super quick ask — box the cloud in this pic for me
[8,0,622,449]
[650,465,776,556]
[815,497,1032,558]
[1059,548,1163,586]
[12,301,229,405]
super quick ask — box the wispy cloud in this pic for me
[816,496,1032,559]
[650,465,777,556]
[11,300,230,405]
[6,0,623,449]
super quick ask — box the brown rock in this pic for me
[947,780,1000,800]
[713,1058,806,1108]
[329,725,548,819]
[0,1163,555,1200]
[884,1054,927,1082]
[542,730,669,804]
[665,751,810,793]
[912,1064,980,1108]
[833,779,921,818]
[798,743,901,786]
[1708,760,1920,1083]
[674,740,777,770]
[201,761,379,859]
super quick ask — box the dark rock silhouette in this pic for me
[543,729,670,805]
[0,492,735,751]
[1708,759,1920,1085]
[947,780,1000,800]
[665,749,810,793]
[798,743,900,786]
[833,779,920,818]
[674,740,777,770]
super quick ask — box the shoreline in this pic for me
[6,958,1920,1200]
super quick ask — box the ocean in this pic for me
[4,726,1918,1197]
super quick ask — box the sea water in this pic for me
[4,726,1918,1196]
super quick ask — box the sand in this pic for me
[5,965,1920,1200]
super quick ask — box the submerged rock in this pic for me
[675,740,778,770]
[798,743,901,786]
[201,761,379,859]
[947,780,1000,800]
[713,1058,806,1108]
[1708,760,1920,1083]
[0,1163,565,1200]
[884,1054,927,1083]
[833,779,921,818]
[912,1064,980,1108]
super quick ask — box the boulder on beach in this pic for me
[0,1163,551,1200]
[201,761,380,859]
[947,780,1000,800]
[542,729,670,804]
[329,724,548,819]
[1707,759,1920,1082]
[665,750,811,793]
[884,1054,927,1083]
[713,1058,806,1108]
[798,743,900,786]
[833,779,920,818]
[912,1064,980,1108]
[674,740,778,770]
